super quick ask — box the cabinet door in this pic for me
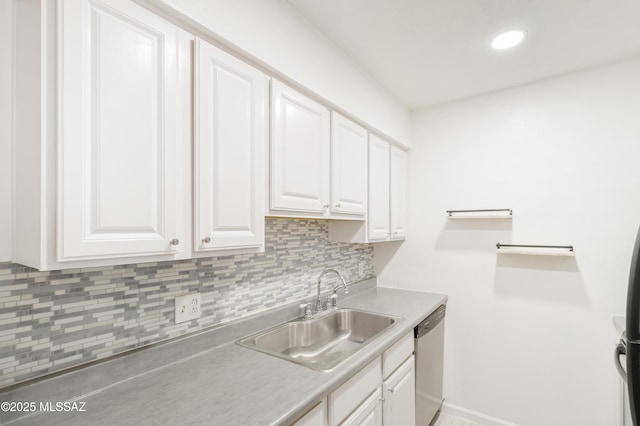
[389,146,407,240]
[193,38,266,252]
[341,388,382,426]
[293,400,326,426]
[382,356,415,426]
[331,112,367,216]
[330,357,382,426]
[367,135,390,241]
[271,80,330,214]
[58,0,185,260]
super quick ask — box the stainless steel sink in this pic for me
[237,308,401,371]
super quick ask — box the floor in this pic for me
[432,412,483,426]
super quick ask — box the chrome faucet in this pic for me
[316,268,348,312]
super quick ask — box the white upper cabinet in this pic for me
[367,135,391,241]
[193,38,266,253]
[368,136,408,242]
[331,112,368,216]
[270,80,330,215]
[58,0,188,262]
[329,135,408,243]
[14,1,268,270]
[14,0,403,270]
[389,146,407,240]
[269,81,368,219]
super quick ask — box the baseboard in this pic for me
[441,401,521,426]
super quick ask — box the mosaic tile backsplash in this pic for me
[0,218,374,388]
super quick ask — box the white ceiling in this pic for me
[287,0,640,110]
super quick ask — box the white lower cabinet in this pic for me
[294,400,327,426]
[323,332,415,426]
[330,358,382,425]
[341,387,383,426]
[382,356,416,426]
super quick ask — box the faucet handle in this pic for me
[327,293,338,309]
[300,302,313,320]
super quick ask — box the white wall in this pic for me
[146,0,411,147]
[0,0,13,261]
[377,56,640,426]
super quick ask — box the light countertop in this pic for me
[1,282,447,425]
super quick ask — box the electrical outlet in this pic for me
[175,293,202,324]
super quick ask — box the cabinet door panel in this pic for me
[341,388,382,426]
[59,0,183,260]
[390,146,407,240]
[194,39,266,251]
[330,357,382,425]
[331,112,367,216]
[293,400,326,426]
[367,135,390,241]
[271,80,330,213]
[383,356,416,426]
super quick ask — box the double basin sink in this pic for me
[238,308,401,371]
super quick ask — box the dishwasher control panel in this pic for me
[414,304,446,338]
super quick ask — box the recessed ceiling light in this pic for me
[491,30,526,50]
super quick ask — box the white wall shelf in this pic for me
[496,243,575,256]
[446,209,512,219]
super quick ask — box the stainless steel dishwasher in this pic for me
[414,304,446,426]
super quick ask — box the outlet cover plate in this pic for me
[175,293,202,324]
